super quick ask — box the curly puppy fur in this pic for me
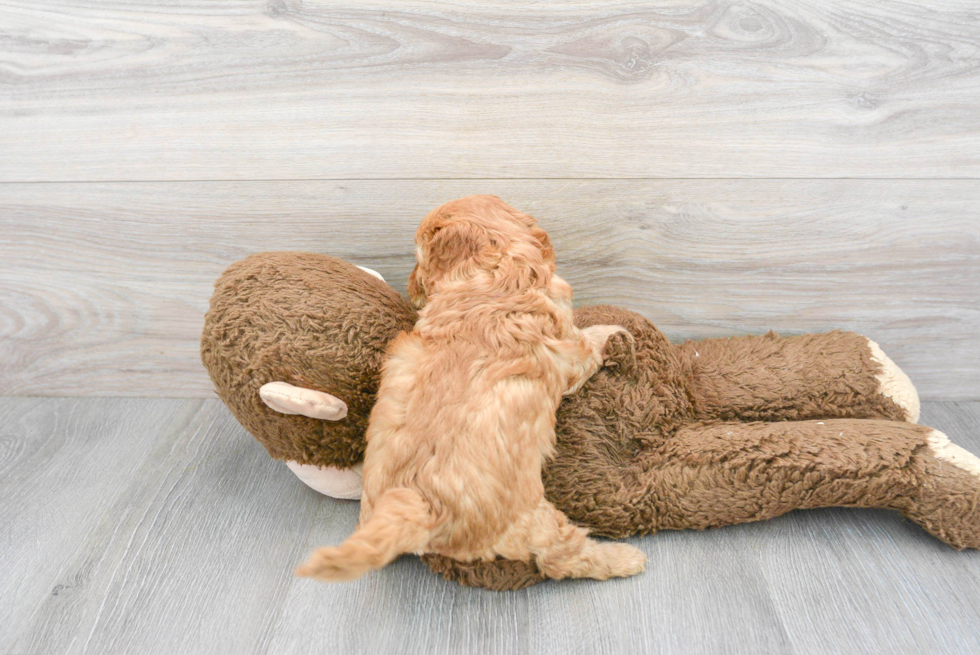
[296,196,646,582]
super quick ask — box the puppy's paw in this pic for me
[601,329,637,374]
[597,542,646,579]
[581,324,630,353]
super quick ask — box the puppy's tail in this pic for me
[295,488,431,582]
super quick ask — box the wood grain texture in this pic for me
[1,0,979,180]
[2,179,978,398]
[0,398,327,655]
[521,529,793,655]
[2,397,980,654]
[0,397,197,646]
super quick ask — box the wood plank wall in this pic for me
[1,1,978,398]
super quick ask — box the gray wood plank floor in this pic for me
[2,397,979,655]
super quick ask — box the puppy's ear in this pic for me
[410,220,500,305]
[530,225,555,266]
[428,221,500,279]
[509,208,554,267]
[408,263,426,308]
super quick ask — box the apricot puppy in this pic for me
[296,195,646,583]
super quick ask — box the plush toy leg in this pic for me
[674,330,919,423]
[422,420,980,590]
[905,430,980,549]
[629,419,980,549]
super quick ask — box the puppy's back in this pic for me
[364,332,558,555]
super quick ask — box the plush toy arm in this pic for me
[583,324,636,365]
[674,330,920,424]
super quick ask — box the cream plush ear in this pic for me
[355,265,385,282]
[259,381,348,421]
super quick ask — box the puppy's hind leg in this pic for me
[502,500,646,581]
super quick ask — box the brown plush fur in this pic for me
[295,197,645,582]
[202,215,980,591]
[201,252,416,468]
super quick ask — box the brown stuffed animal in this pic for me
[202,250,980,590]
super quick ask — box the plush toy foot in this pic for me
[867,339,920,423]
[906,430,980,549]
[285,461,364,500]
[259,381,348,421]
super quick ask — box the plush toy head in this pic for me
[201,252,417,468]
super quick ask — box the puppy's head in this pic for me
[408,195,555,307]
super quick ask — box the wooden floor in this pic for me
[1,397,978,655]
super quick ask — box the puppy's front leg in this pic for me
[559,325,629,396]
[580,325,632,364]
